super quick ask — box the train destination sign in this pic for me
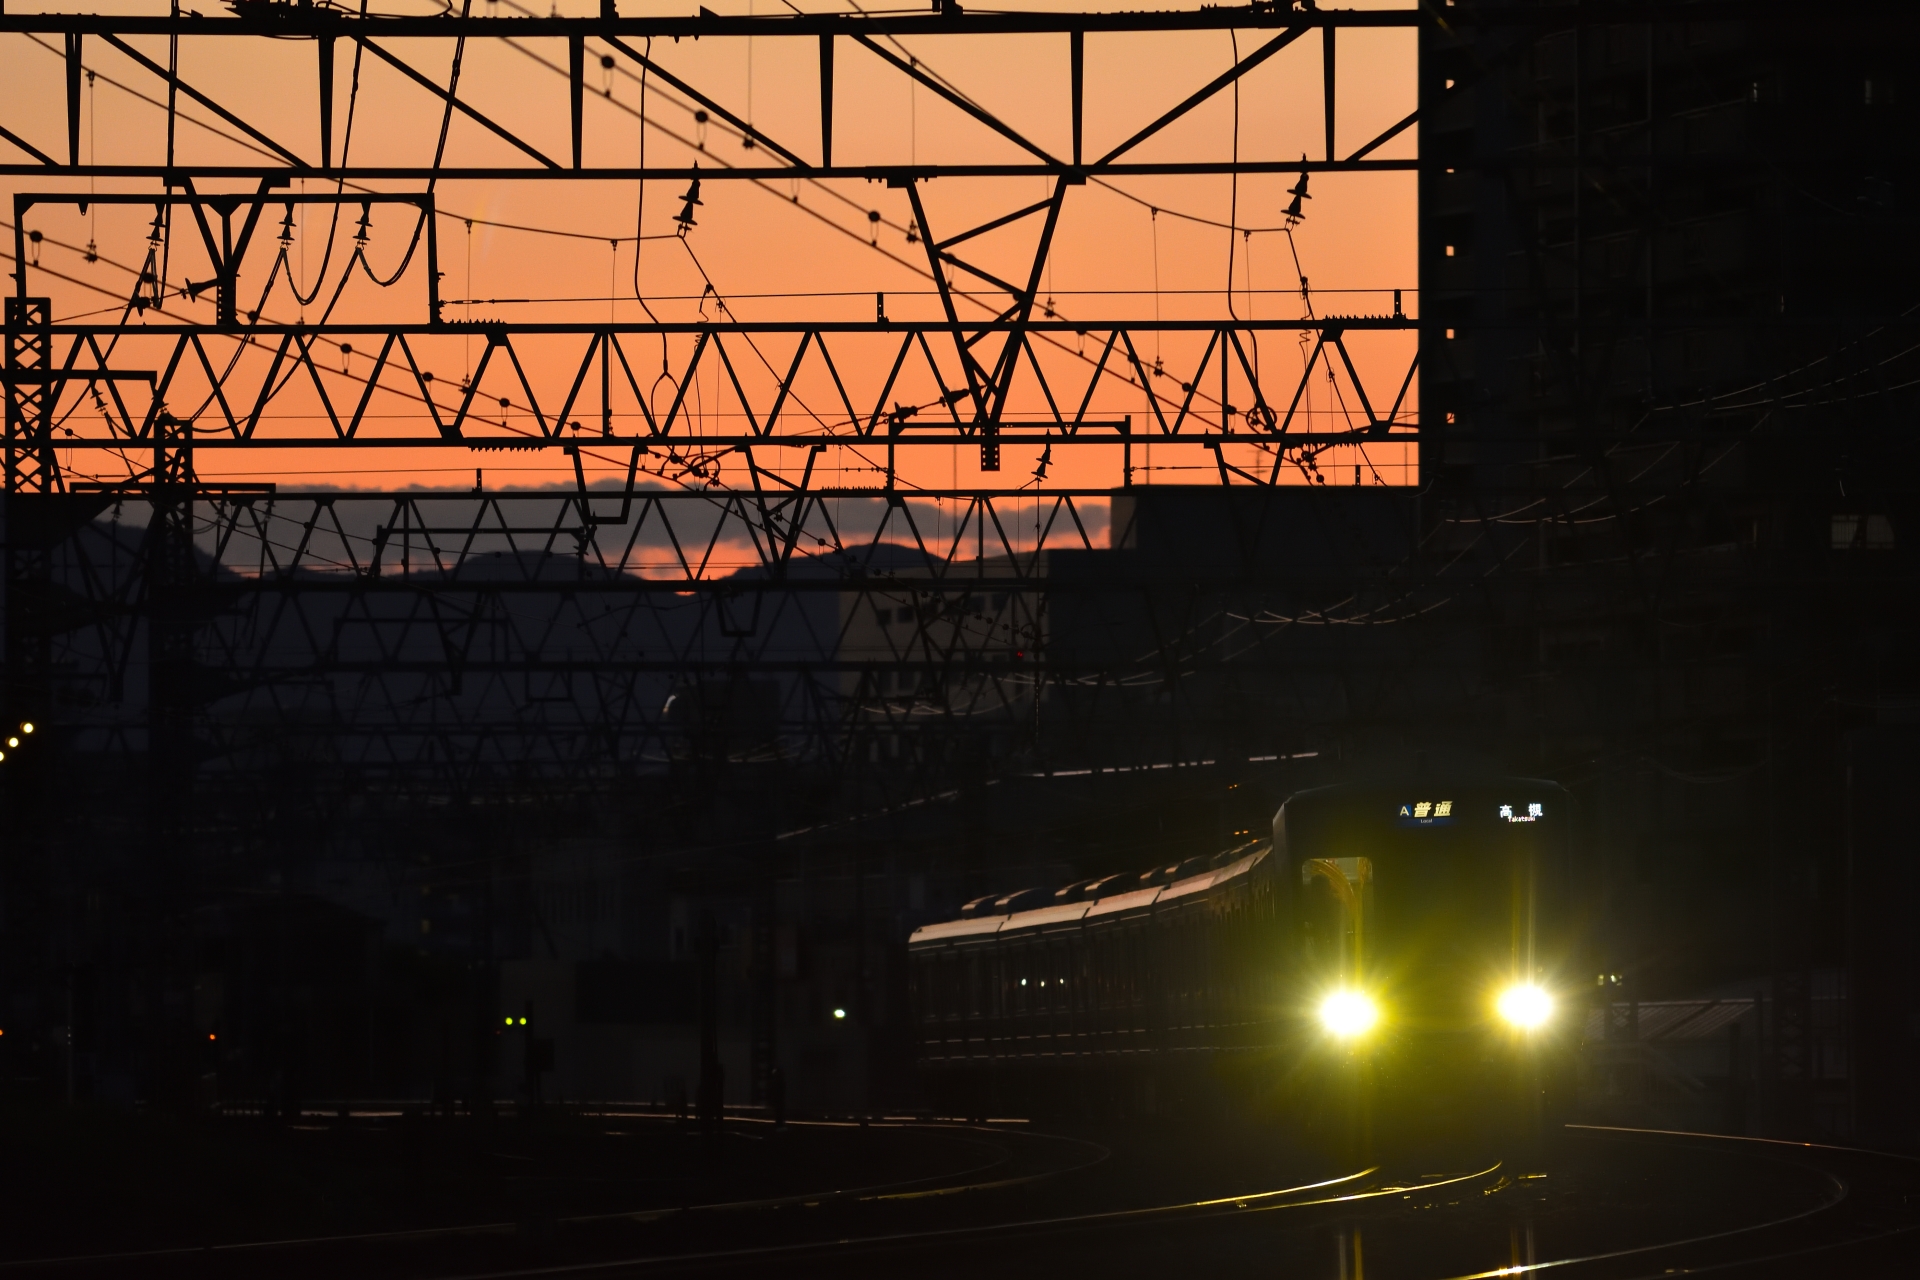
[1397,800,1455,827]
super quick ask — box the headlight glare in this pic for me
[1319,990,1378,1038]
[1497,983,1553,1029]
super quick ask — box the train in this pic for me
[908,778,1577,1153]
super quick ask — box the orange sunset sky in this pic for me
[1,0,1418,505]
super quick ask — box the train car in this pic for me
[908,777,1577,1153]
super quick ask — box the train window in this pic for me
[1301,856,1373,982]
[1121,932,1136,1013]
[1190,920,1203,1014]
[1169,922,1185,1014]
[1303,870,1343,976]
[1098,932,1113,1013]
[1105,934,1119,1009]
[1191,921,1208,1024]
[1190,920,1204,1018]
[1177,920,1191,1015]
[1373,834,1517,1020]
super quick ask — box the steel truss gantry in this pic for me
[2,3,1437,812]
[13,1,1911,1122]
[2,7,1422,179]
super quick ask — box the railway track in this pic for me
[433,1125,1917,1280]
[1466,1126,1920,1280]
[8,1122,1915,1278]
[0,1118,1110,1278]
[434,1163,1482,1279]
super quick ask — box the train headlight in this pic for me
[1497,983,1553,1030]
[1319,990,1378,1038]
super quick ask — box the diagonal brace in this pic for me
[604,35,807,169]
[853,35,1061,167]
[358,37,562,170]
[100,32,309,168]
[1096,25,1307,166]
[935,196,1055,252]
[1346,107,1417,163]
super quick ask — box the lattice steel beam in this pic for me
[1,9,1418,180]
[0,0,1431,807]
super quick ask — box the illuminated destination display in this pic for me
[1397,800,1455,827]
[1499,803,1546,823]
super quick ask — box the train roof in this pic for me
[1081,883,1161,921]
[1277,775,1570,811]
[909,844,1269,950]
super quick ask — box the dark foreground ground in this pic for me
[4,1101,1917,1278]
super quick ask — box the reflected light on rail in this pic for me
[1497,984,1553,1029]
[1319,990,1378,1037]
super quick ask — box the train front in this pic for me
[1275,779,1577,1162]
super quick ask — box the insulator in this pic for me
[673,170,704,229]
[1285,164,1311,223]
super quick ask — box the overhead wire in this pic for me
[9,8,1442,809]
[49,22,1318,448]
[32,8,1884,797]
[479,19,1303,455]
[0,225,736,497]
[14,14,1404,493]
[286,0,369,309]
